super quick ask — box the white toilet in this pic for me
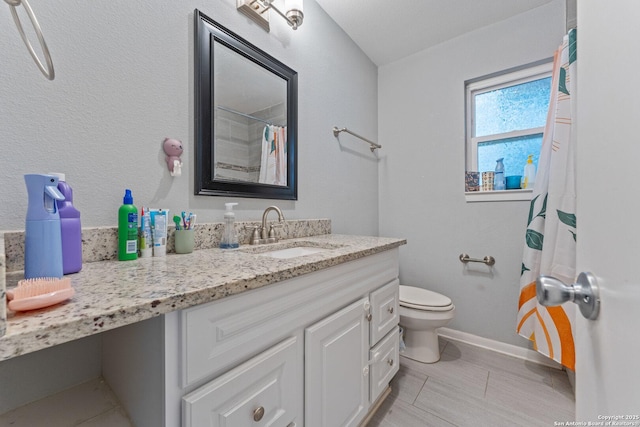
[399,285,455,363]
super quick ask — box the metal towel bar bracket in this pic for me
[332,126,381,152]
[459,253,495,266]
[4,0,55,80]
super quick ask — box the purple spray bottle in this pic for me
[24,174,65,279]
[50,173,82,274]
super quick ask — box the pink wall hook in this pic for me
[163,137,183,177]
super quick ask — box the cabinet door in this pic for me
[305,298,370,427]
[182,336,299,427]
[369,279,399,345]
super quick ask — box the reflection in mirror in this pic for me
[213,41,287,185]
[195,10,298,200]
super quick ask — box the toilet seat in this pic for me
[399,285,453,312]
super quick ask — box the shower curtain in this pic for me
[516,29,577,370]
[259,125,287,185]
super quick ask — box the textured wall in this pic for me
[0,0,378,411]
[0,0,379,235]
[378,0,565,347]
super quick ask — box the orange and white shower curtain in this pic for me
[259,125,287,185]
[517,29,577,371]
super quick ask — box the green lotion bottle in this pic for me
[118,189,138,260]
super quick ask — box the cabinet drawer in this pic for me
[370,326,400,403]
[369,279,399,345]
[182,336,299,427]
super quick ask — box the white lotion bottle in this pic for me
[220,203,239,249]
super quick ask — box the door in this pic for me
[576,2,640,419]
[305,297,370,427]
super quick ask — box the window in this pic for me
[465,61,552,199]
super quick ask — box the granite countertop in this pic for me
[0,234,406,361]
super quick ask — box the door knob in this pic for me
[536,272,600,320]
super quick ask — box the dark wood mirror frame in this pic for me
[194,9,298,200]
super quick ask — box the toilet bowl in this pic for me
[399,285,455,363]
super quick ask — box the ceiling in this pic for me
[314,0,556,66]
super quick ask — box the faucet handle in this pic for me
[248,226,261,245]
[268,222,285,238]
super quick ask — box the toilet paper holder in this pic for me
[459,253,496,266]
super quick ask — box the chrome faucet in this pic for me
[261,206,285,239]
[250,206,286,245]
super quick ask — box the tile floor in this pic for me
[369,338,575,427]
[0,338,574,427]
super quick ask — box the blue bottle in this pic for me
[494,158,506,190]
[24,174,65,279]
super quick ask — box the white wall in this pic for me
[0,0,378,411]
[0,0,379,235]
[378,1,566,347]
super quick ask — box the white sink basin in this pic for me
[258,246,331,259]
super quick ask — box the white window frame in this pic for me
[465,61,552,202]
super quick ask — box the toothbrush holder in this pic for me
[175,229,195,254]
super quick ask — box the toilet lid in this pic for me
[399,285,453,311]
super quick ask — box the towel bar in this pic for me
[332,126,381,152]
[459,253,495,266]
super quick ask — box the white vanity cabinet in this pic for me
[102,248,400,427]
[304,282,400,427]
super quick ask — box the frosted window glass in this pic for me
[478,134,542,178]
[474,77,551,137]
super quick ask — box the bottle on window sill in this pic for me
[494,158,505,190]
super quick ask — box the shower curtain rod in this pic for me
[332,126,381,152]
[217,105,284,127]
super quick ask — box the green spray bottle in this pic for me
[118,189,138,260]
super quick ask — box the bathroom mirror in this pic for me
[194,10,298,200]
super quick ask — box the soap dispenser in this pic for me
[494,158,506,190]
[220,203,239,249]
[24,174,66,279]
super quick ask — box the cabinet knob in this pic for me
[366,313,372,322]
[253,406,265,422]
[387,358,394,367]
[388,306,394,314]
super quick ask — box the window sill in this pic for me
[465,189,532,202]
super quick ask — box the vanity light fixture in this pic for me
[237,0,304,32]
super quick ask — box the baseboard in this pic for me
[359,385,391,427]
[438,327,563,370]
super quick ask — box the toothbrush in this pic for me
[173,215,182,230]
